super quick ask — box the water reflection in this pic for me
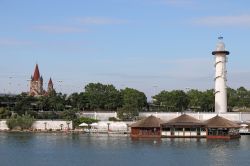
[0,133,249,166]
[206,139,240,166]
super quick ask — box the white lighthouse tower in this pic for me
[212,37,230,113]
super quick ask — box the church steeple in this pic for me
[47,77,54,94]
[32,64,41,81]
[29,64,44,96]
[29,64,55,96]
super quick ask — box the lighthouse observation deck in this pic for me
[212,37,230,55]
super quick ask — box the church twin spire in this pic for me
[29,64,55,96]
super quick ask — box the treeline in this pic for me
[1,83,250,120]
[0,83,147,120]
[152,87,250,112]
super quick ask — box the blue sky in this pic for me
[1,0,250,99]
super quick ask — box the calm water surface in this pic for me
[0,133,250,166]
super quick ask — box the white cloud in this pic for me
[0,38,32,46]
[193,15,250,27]
[76,17,127,25]
[34,25,87,33]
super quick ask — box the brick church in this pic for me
[29,64,55,96]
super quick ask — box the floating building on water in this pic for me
[130,115,163,138]
[161,114,206,138]
[205,115,241,139]
[130,115,240,140]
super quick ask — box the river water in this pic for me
[0,133,249,166]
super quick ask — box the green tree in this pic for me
[13,96,36,115]
[0,107,11,119]
[186,89,215,112]
[59,108,78,120]
[153,90,189,112]
[227,87,238,111]
[6,114,35,130]
[236,87,250,108]
[37,93,66,111]
[199,89,214,112]
[187,89,203,111]
[118,88,147,120]
[67,92,88,110]
[84,83,121,110]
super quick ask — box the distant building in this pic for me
[47,77,54,94]
[29,64,55,96]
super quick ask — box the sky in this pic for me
[1,0,250,99]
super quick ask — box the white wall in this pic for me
[91,121,128,131]
[32,120,73,130]
[0,120,9,130]
[0,120,73,131]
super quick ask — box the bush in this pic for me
[0,107,11,119]
[108,117,119,121]
[6,114,35,130]
[59,109,77,120]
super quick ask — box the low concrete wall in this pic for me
[32,120,73,130]
[0,120,73,131]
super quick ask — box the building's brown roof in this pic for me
[205,115,240,128]
[32,64,40,81]
[130,115,164,128]
[162,114,204,126]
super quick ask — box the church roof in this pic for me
[32,64,40,81]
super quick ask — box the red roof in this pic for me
[32,64,40,81]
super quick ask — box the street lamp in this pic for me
[66,121,70,130]
[44,122,47,131]
[60,124,63,130]
[107,122,110,132]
